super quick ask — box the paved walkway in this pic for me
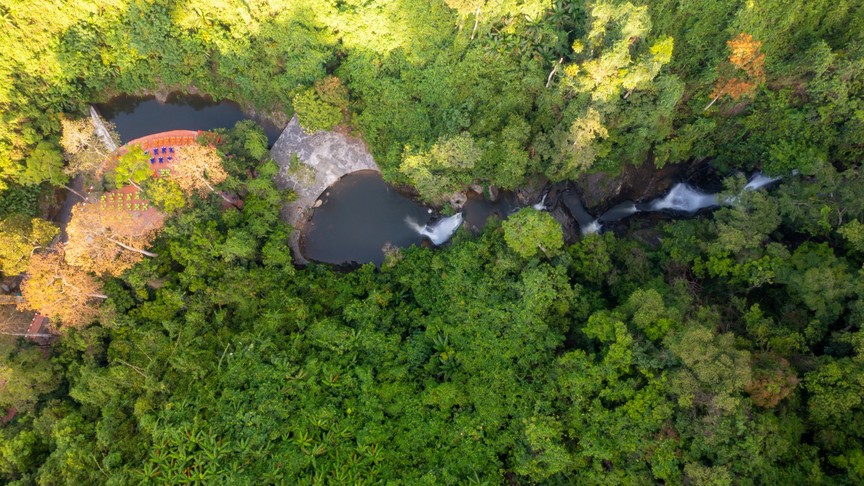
[270,117,379,264]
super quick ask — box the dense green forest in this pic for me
[2,0,864,483]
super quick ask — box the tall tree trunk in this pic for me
[704,93,722,111]
[64,185,89,202]
[128,179,143,191]
[470,6,481,40]
[197,174,236,205]
[105,237,158,257]
[546,57,564,88]
[59,278,110,299]
[537,243,550,259]
[0,332,56,338]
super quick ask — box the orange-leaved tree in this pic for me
[19,249,106,328]
[704,33,766,111]
[170,144,233,204]
[60,117,118,177]
[65,203,164,276]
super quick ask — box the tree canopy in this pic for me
[1,0,864,483]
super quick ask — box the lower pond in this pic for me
[97,93,283,146]
[301,173,544,266]
[301,171,432,266]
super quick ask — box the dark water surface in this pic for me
[97,93,283,146]
[462,191,521,232]
[301,172,433,266]
[303,173,539,265]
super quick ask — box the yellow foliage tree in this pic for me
[65,203,163,277]
[0,216,59,275]
[170,144,232,203]
[705,33,766,111]
[19,249,106,328]
[59,117,118,177]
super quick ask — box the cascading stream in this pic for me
[583,172,782,234]
[648,183,719,213]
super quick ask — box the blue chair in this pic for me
[167,156,172,161]
[169,147,174,153]
[159,157,164,163]
[150,158,155,164]
[161,147,167,154]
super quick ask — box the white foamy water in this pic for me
[649,183,719,213]
[405,213,464,245]
[89,106,118,151]
[581,220,602,235]
[598,201,638,223]
[532,194,548,211]
[744,173,781,191]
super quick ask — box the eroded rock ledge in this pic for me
[270,116,379,264]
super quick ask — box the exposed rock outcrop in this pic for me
[270,116,379,264]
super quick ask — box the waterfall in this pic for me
[598,201,638,224]
[744,173,781,191]
[648,183,719,213]
[89,106,119,152]
[581,220,602,235]
[405,213,464,245]
[725,173,783,204]
[532,193,548,211]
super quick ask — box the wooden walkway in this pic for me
[0,295,24,305]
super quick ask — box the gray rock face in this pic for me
[270,116,380,264]
[89,106,119,152]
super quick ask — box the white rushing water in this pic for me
[89,106,119,152]
[649,183,719,213]
[725,173,783,204]
[598,201,638,223]
[532,194,548,211]
[581,220,602,235]
[405,213,464,245]
[744,173,781,191]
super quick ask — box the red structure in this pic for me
[26,313,46,336]
[95,130,202,218]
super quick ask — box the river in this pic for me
[95,94,781,266]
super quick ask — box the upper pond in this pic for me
[97,93,283,145]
